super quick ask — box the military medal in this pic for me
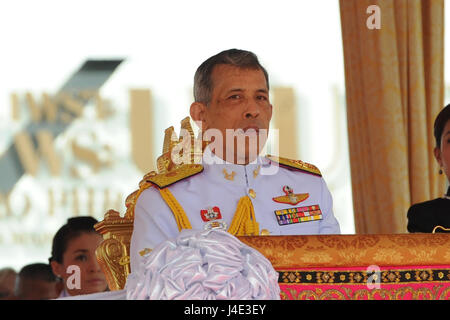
[201,206,227,231]
[272,186,309,205]
[274,205,323,226]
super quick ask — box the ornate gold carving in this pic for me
[147,117,204,188]
[158,126,176,173]
[94,209,133,290]
[157,117,204,174]
[119,256,130,266]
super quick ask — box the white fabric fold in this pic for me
[126,229,280,300]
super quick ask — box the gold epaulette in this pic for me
[145,164,204,189]
[266,155,322,177]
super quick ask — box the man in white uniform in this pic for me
[130,49,340,271]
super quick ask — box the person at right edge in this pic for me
[407,104,450,233]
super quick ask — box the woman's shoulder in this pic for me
[407,197,449,233]
[408,198,448,215]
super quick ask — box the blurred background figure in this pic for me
[14,263,62,300]
[49,216,108,297]
[0,267,17,299]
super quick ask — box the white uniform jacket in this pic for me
[130,147,340,271]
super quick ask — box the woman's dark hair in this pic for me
[49,216,99,264]
[434,104,450,148]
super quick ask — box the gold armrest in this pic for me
[95,209,134,290]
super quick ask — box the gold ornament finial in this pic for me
[156,117,204,174]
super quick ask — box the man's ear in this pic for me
[190,102,207,130]
[434,146,443,167]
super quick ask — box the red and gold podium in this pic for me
[95,208,450,300]
[239,234,450,300]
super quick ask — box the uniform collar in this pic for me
[201,146,270,186]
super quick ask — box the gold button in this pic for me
[249,189,256,198]
[260,229,270,235]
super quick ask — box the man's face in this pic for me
[197,64,273,163]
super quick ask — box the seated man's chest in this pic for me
[168,170,324,235]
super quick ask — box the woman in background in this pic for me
[407,104,450,233]
[49,216,108,297]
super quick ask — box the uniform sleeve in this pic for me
[129,187,179,272]
[318,178,341,234]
